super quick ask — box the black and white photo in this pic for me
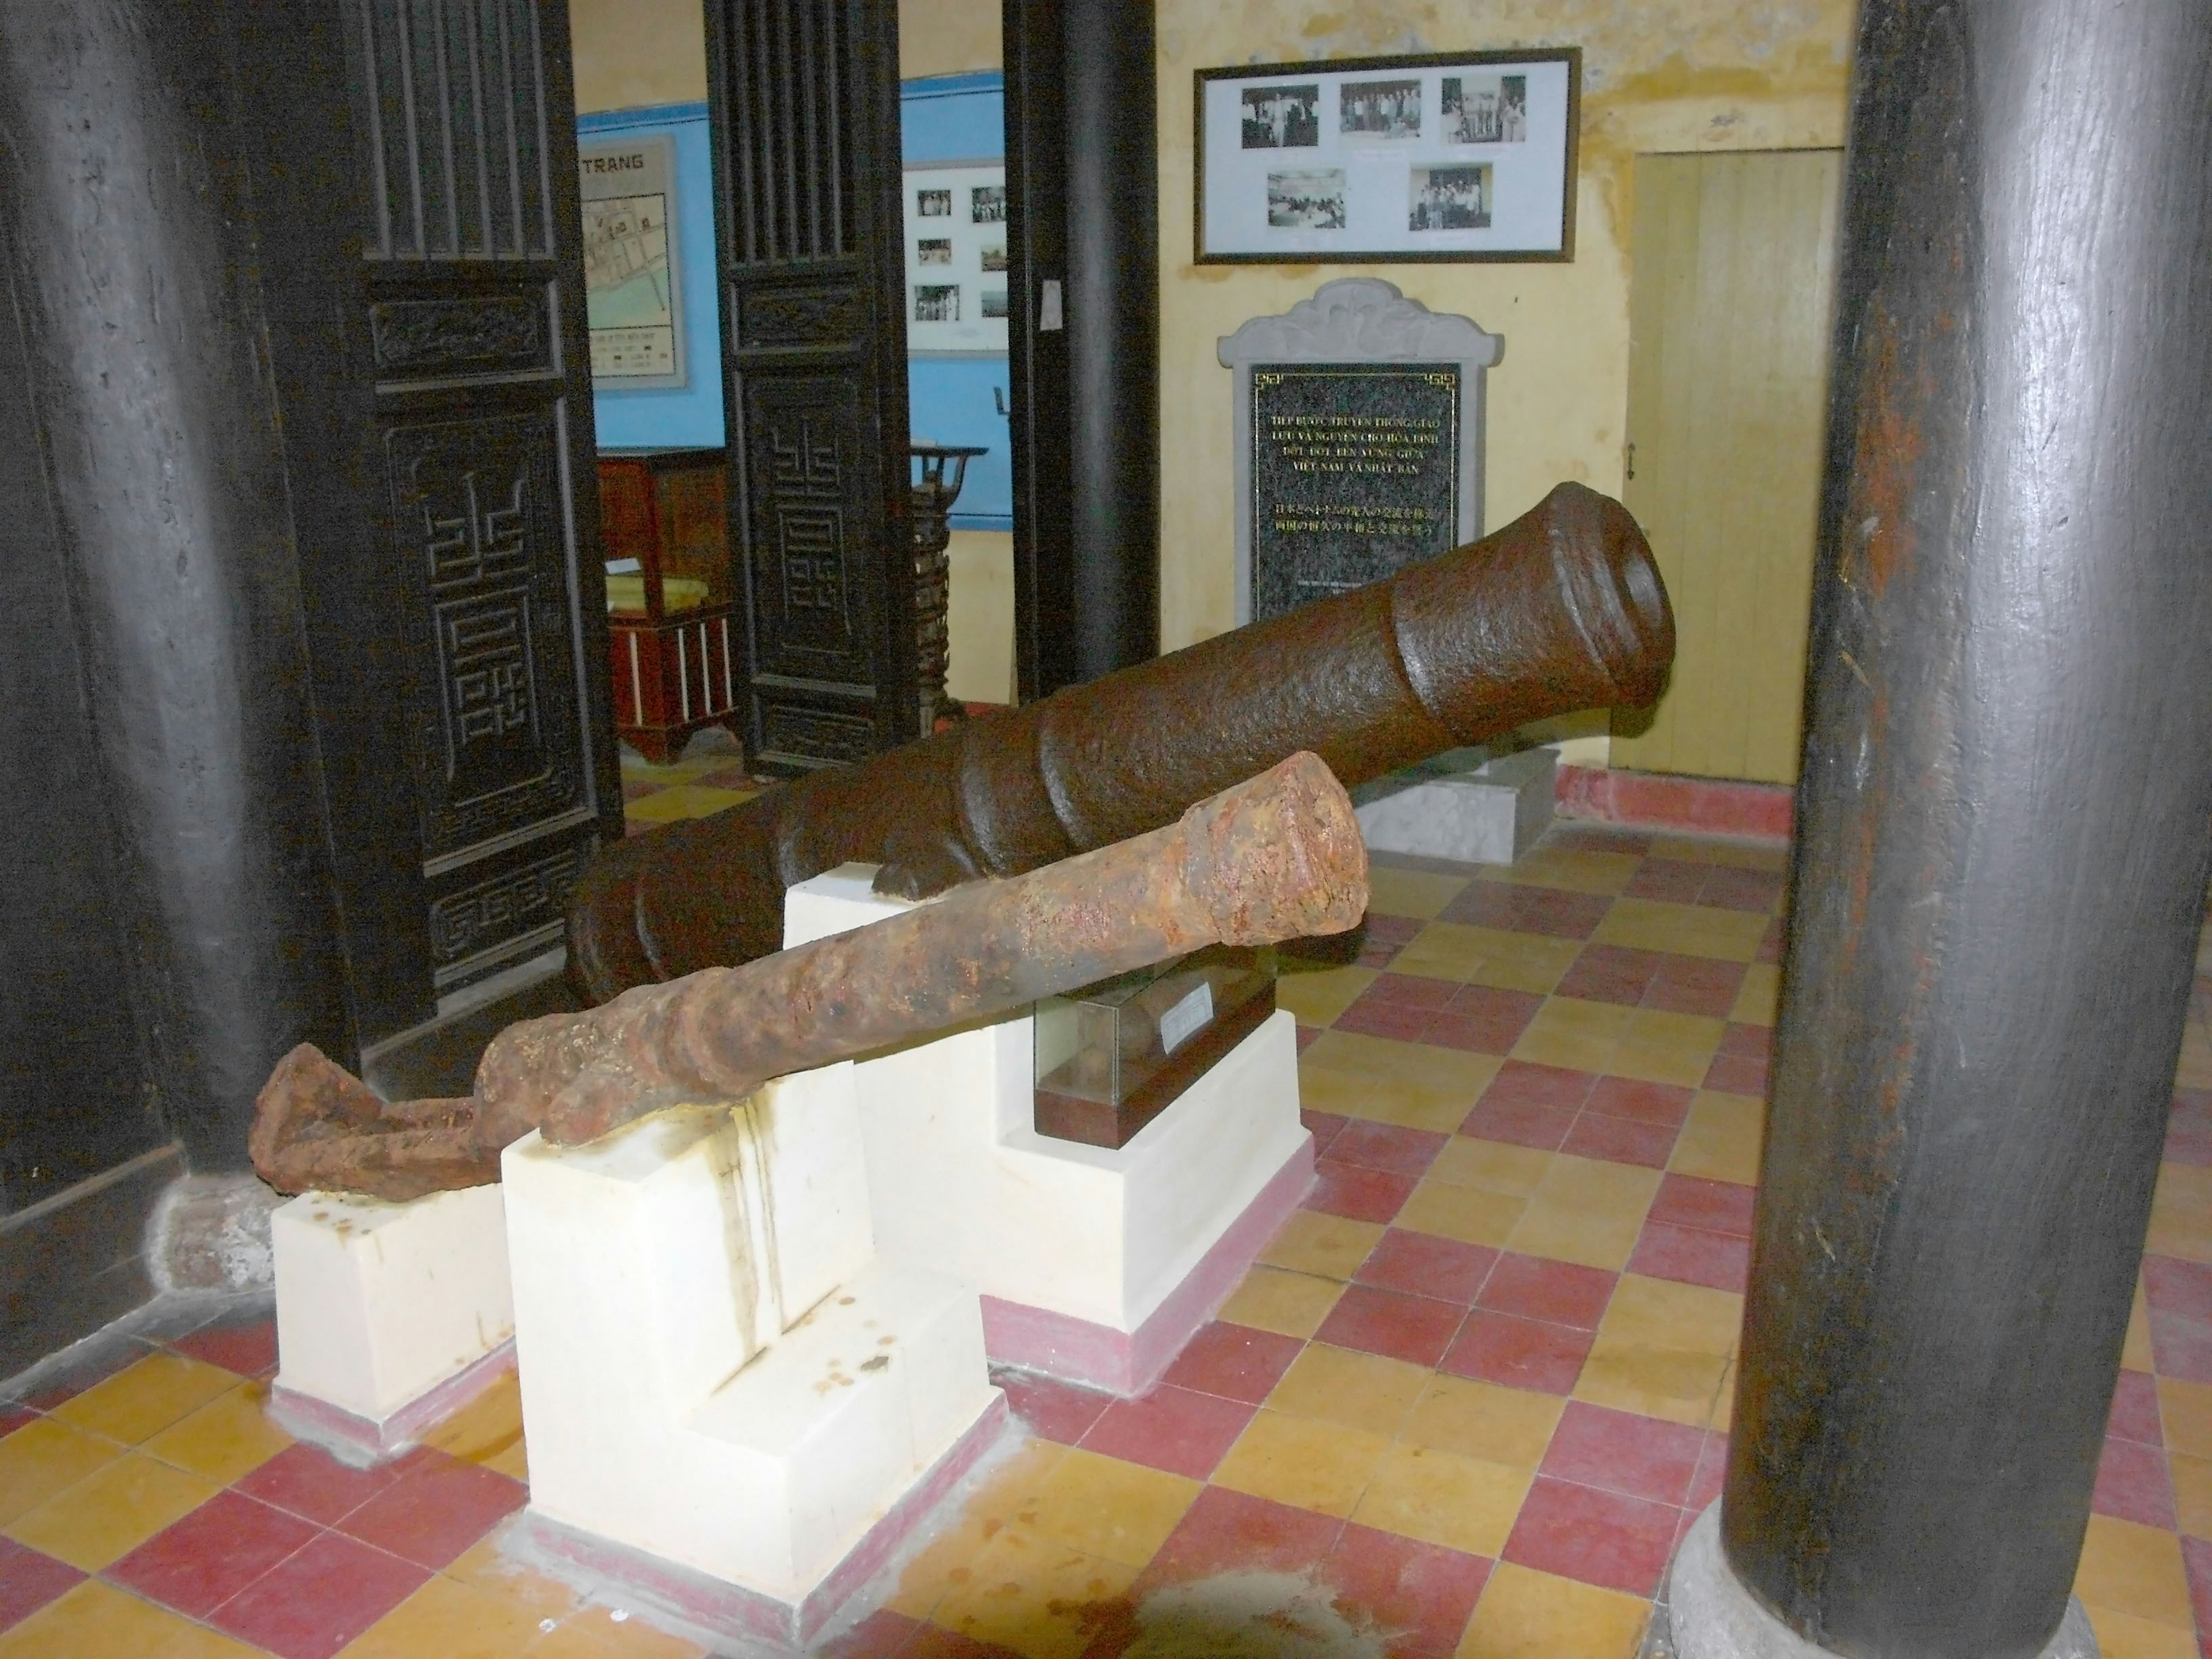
[970,184,1006,223]
[1339,77,1421,141]
[981,289,1009,319]
[1240,83,1319,149]
[916,237,952,266]
[980,244,1007,272]
[1442,74,1527,143]
[914,283,960,323]
[916,187,951,217]
[1409,164,1492,230]
[1267,169,1346,230]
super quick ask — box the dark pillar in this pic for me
[1004,0,1161,698]
[0,3,353,1170]
[1707,1,2212,1656]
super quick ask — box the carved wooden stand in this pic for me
[909,445,987,735]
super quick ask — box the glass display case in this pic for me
[1032,946,1278,1148]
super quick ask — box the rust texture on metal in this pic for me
[568,480,1674,1002]
[251,753,1369,1200]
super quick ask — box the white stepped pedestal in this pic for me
[501,1060,1004,1647]
[786,866,1315,1396]
[268,1184,516,1463]
[1353,745,1556,865]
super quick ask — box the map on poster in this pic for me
[578,135,687,388]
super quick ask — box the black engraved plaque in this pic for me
[1249,363,1459,622]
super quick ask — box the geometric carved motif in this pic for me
[760,703,877,765]
[426,844,582,968]
[760,406,857,663]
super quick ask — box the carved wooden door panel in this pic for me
[346,0,624,1000]
[704,0,916,772]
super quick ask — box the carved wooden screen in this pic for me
[704,0,916,772]
[346,0,624,997]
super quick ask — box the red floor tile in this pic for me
[1315,1285,1466,1369]
[1329,1120,1448,1178]
[332,1450,524,1569]
[1431,987,1546,1055]
[1141,1486,1343,1586]
[1502,1475,1680,1598]
[2092,1435,2177,1529]
[1757,919,1785,963]
[2109,1369,2163,1445]
[1321,1522,1492,1658]
[1561,1113,1679,1169]
[1457,1098,1577,1152]
[2146,1255,2212,1321]
[619,777,665,802]
[2172,1092,2212,1166]
[995,1369,1112,1445]
[1627,1221,1752,1294]
[109,1489,319,1618]
[169,1318,279,1379]
[2152,1312,2212,1385]
[1479,1255,1616,1331]
[1478,1061,1597,1113]
[207,1531,429,1659]
[1648,1173,1757,1238]
[1306,1160,1416,1225]
[1540,1402,1705,1506]
[1301,1109,1351,1156]
[1643,956,1747,1018]
[1548,825,1652,857]
[1336,1001,1437,1043]
[232,1442,416,1527]
[1700,868,1783,912]
[1355,1230,1498,1306]
[0,1535,82,1634]
[1555,945,1661,1007]
[1582,1078,1695,1129]
[1438,1311,1593,1396]
[1080,1385,1256,1482]
[0,1405,37,1440]
[1717,1022,1772,1059]
[819,1607,932,1657]
[1703,1053,1769,1096]
[904,1627,1030,1659]
[1362,974,1460,1010]
[1295,1025,1323,1054]
[1686,1431,1729,1513]
[2184,1534,2212,1635]
[1439,884,1612,940]
[1623,862,1707,904]
[1162,1323,1305,1406]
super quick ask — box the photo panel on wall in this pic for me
[904,161,1011,353]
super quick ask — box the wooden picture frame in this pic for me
[1194,47,1580,264]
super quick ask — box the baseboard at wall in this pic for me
[1555,763,1794,843]
[0,1142,184,1377]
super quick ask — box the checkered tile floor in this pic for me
[2,754,2207,1657]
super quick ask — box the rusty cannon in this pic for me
[570,480,1673,1003]
[252,753,1369,1200]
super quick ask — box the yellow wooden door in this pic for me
[1612,149,1842,785]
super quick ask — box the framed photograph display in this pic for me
[904,160,1012,355]
[1195,48,1579,264]
[578,132,688,385]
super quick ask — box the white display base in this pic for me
[1353,746,1556,865]
[268,1183,515,1464]
[786,867,1315,1396]
[502,1057,1001,1634]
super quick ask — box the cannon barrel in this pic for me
[253,753,1368,1199]
[570,480,1672,1002]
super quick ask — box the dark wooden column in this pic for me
[1005,0,1160,698]
[1719,1,2212,1654]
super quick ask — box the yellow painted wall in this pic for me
[1156,1,1853,758]
[569,0,706,113]
[900,0,1001,80]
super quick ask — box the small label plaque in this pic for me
[1249,363,1459,621]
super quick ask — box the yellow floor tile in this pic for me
[929,1533,1138,1659]
[620,784,755,823]
[1594,898,1767,963]
[1669,1091,1767,1186]
[525,1606,706,1658]
[1274,963,1378,1027]
[1391,922,1496,983]
[1025,1448,1197,1567]
[141,1379,291,1484]
[422,1371,526,1470]
[2083,1603,2199,1659]
[2148,1162,2212,1264]
[2160,1377,2212,1461]
[5,1450,220,1570]
[1730,962,1783,1026]
[1625,1008,1727,1058]
[887,1439,1070,1619]
[1648,836,1789,873]
[1504,1155,1662,1272]
[1215,1266,1343,1339]
[444,1527,581,1624]
[1428,1137,1554,1198]
[2170,1450,2212,1539]
[1258,1211,1386,1281]
[1265,1344,1431,1436]
[1509,997,1636,1073]
[1403,1376,1565,1470]
[2074,1514,2193,1629]
[1396,1178,1527,1248]
[1481,847,1643,896]
[1709,1359,1739,1433]
[0,1416,126,1527]
[340,1574,547,1658]
[1368,866,1471,919]
[2126,1286,2156,1373]
[1463,930,1585,997]
[1298,1031,1500,1132]
[1351,1442,1532,1556]
[1575,1275,1743,1427]
[154,1619,274,1658]
[0,1580,203,1659]
[50,1353,237,1447]
[1212,1410,1392,1519]
[1456,1562,1651,1659]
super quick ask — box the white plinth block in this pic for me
[270,1183,514,1460]
[502,1059,1001,1636]
[785,866,1316,1395]
[1353,747,1556,865]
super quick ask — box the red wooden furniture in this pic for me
[598,449,742,764]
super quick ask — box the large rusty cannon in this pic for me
[253,753,1368,1200]
[570,480,1673,1003]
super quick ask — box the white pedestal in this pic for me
[502,1060,1003,1643]
[786,867,1315,1395]
[1353,746,1556,865]
[269,1184,515,1462]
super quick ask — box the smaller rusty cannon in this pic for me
[252,752,1369,1201]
